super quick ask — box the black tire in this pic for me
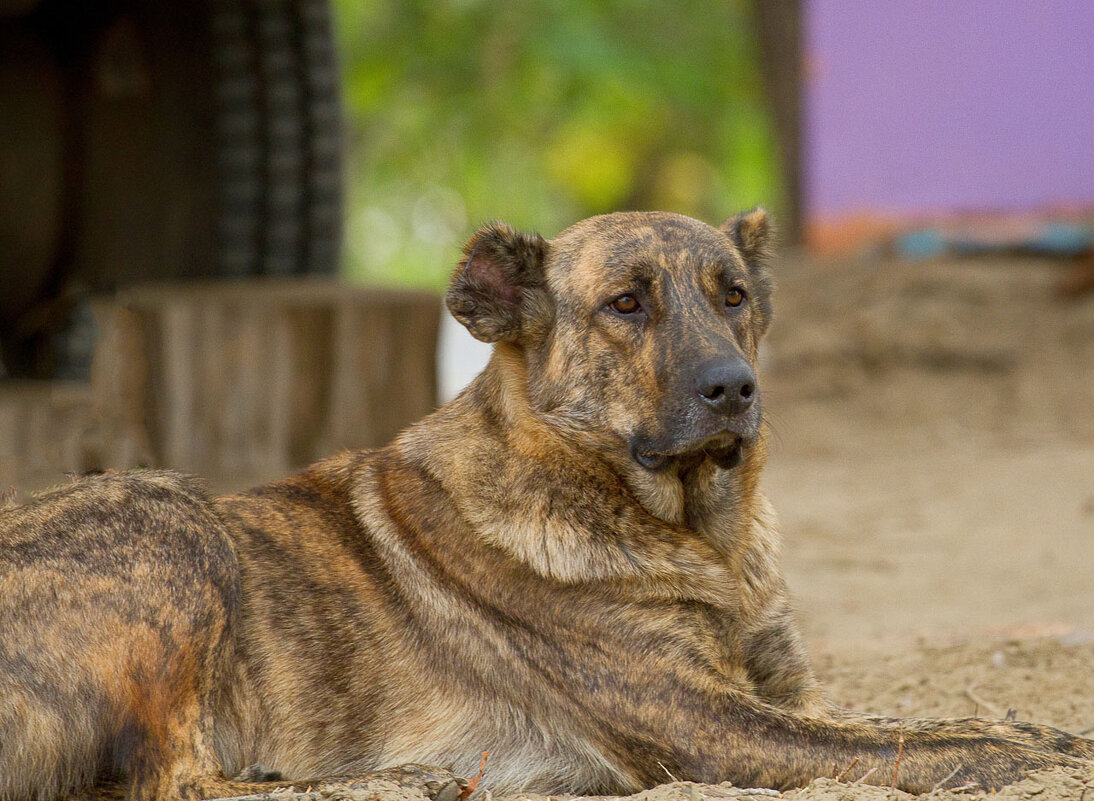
[210,0,342,277]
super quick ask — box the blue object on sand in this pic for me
[1030,224,1093,255]
[895,223,1092,261]
[894,229,947,261]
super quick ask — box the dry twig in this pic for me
[658,762,681,783]
[963,684,1004,718]
[890,725,905,789]
[458,752,490,801]
[949,782,980,794]
[853,767,879,785]
[835,756,860,782]
[930,765,964,794]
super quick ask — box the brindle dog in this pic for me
[1,210,1092,801]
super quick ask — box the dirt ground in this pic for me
[763,252,1094,649]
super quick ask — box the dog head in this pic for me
[447,210,773,475]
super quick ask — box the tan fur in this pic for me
[1,211,1091,801]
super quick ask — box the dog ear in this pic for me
[720,207,775,336]
[720,206,773,265]
[446,222,548,343]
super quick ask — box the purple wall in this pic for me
[804,1,1094,223]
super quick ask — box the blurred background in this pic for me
[1,0,1092,644]
[335,0,786,288]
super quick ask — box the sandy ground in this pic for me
[763,253,1094,650]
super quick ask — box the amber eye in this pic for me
[725,288,746,308]
[609,294,642,315]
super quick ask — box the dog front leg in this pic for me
[597,688,1090,793]
[718,708,1091,793]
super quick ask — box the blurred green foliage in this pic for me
[334,0,779,288]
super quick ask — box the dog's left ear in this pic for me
[446,222,548,344]
[720,206,773,265]
[720,206,775,336]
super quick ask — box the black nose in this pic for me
[695,358,756,415]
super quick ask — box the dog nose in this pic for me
[695,359,756,415]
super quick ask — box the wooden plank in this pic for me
[112,278,441,485]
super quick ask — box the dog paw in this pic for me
[890,747,1090,795]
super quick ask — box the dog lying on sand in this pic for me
[2,209,1092,801]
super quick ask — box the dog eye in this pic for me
[725,288,746,308]
[608,294,642,315]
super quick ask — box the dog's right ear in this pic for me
[446,222,548,343]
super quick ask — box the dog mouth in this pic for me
[629,433,748,473]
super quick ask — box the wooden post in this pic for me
[109,279,441,486]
